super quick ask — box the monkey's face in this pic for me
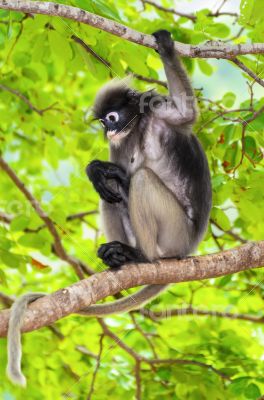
[99,106,138,143]
[93,80,141,145]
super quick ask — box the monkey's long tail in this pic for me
[79,284,168,316]
[6,292,45,387]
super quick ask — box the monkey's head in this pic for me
[93,79,141,144]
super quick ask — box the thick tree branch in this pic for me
[0,1,263,59]
[0,241,263,337]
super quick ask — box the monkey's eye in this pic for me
[99,119,105,127]
[105,111,119,123]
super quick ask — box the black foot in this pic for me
[97,241,147,268]
[152,30,174,57]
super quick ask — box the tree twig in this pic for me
[0,1,263,59]
[87,333,104,400]
[133,73,167,88]
[142,0,238,20]
[210,219,247,244]
[135,360,141,400]
[232,58,264,88]
[98,319,230,381]
[0,84,58,115]
[71,34,111,68]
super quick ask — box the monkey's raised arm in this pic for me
[152,30,196,125]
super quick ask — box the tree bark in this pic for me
[0,1,263,58]
[0,241,263,337]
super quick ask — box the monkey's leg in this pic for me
[129,168,191,260]
[99,201,147,268]
[100,200,129,244]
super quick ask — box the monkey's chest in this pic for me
[127,148,145,174]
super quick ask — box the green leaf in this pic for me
[76,0,121,21]
[48,30,72,62]
[244,136,262,162]
[218,274,232,287]
[18,233,47,250]
[211,207,231,230]
[244,383,261,399]
[0,250,23,269]
[197,59,213,76]
[10,215,30,232]
[222,140,240,172]
[206,23,230,38]
[222,92,236,108]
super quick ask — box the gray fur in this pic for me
[6,293,45,386]
[80,35,212,316]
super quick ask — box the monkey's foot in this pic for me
[97,241,147,268]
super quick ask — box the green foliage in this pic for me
[0,0,263,399]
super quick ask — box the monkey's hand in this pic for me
[86,160,129,203]
[152,30,175,58]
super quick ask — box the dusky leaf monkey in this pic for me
[6,30,212,386]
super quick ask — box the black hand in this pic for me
[101,162,130,194]
[86,160,129,203]
[98,241,147,268]
[152,30,174,57]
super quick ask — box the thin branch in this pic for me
[142,0,196,21]
[211,219,247,244]
[223,27,245,43]
[0,1,263,58]
[0,240,263,337]
[0,84,57,115]
[75,345,98,360]
[87,333,104,400]
[233,104,264,172]
[66,210,98,221]
[99,319,229,381]
[143,0,238,20]
[0,156,85,279]
[0,211,12,224]
[232,58,264,88]
[71,32,167,89]
[133,73,167,88]
[135,360,141,400]
[0,209,95,275]
[139,307,264,324]
[131,313,158,358]
[147,358,230,380]
[71,34,111,68]
[99,318,140,359]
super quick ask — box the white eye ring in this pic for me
[105,111,119,123]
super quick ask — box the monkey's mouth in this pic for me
[107,129,118,139]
